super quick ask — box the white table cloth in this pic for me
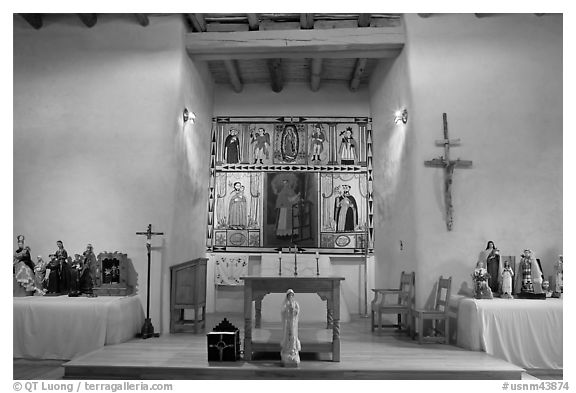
[13,295,144,360]
[455,296,562,369]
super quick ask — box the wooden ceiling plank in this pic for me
[247,14,260,30]
[357,13,371,27]
[223,60,243,93]
[186,27,404,58]
[349,58,368,91]
[310,58,323,92]
[20,14,43,29]
[189,49,402,61]
[207,23,249,32]
[78,14,98,28]
[135,14,149,26]
[267,59,284,93]
[187,13,207,32]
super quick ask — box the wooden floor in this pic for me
[60,313,527,380]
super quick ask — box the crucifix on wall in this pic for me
[424,113,472,231]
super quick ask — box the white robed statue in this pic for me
[280,289,301,367]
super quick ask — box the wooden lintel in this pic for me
[267,59,284,93]
[417,13,433,18]
[135,14,149,26]
[78,14,98,28]
[349,58,368,92]
[223,60,243,93]
[20,14,43,29]
[300,13,315,29]
[186,27,404,60]
[358,13,371,27]
[188,13,206,32]
[310,58,323,92]
[247,13,260,30]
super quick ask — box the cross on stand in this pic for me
[424,113,472,231]
[136,224,164,339]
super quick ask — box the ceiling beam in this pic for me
[417,13,433,18]
[247,14,260,31]
[135,14,149,26]
[357,13,371,27]
[78,14,98,28]
[267,59,284,93]
[187,13,206,32]
[349,58,368,92]
[300,13,315,29]
[310,58,323,92]
[186,27,404,60]
[20,13,43,29]
[223,60,243,93]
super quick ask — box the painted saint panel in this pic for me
[273,124,307,164]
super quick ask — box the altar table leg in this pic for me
[326,298,333,329]
[255,298,262,329]
[332,320,341,362]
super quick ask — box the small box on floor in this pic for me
[206,318,241,361]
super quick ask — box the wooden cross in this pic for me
[136,224,164,251]
[424,113,472,231]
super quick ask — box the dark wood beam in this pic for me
[20,14,43,29]
[247,14,260,31]
[310,58,323,92]
[187,13,206,32]
[417,13,432,18]
[349,58,368,92]
[357,13,371,27]
[135,14,149,26]
[300,13,315,29]
[78,14,98,28]
[223,60,243,93]
[267,59,284,93]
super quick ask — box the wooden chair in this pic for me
[413,276,452,344]
[370,271,415,335]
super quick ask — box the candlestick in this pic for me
[315,251,320,276]
[278,250,282,276]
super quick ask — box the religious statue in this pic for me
[224,128,241,164]
[13,235,45,295]
[338,127,357,165]
[68,254,83,295]
[274,177,301,239]
[554,255,563,295]
[472,259,493,299]
[54,240,71,294]
[280,289,301,367]
[228,182,248,229]
[80,243,96,295]
[250,127,270,164]
[334,185,358,232]
[478,241,501,294]
[518,249,544,295]
[34,255,48,290]
[500,259,514,299]
[45,254,60,294]
[309,123,326,162]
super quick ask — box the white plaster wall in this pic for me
[13,14,214,334]
[369,13,563,307]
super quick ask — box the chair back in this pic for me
[434,276,452,313]
[398,271,416,309]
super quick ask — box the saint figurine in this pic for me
[473,259,493,299]
[228,182,248,229]
[280,289,301,367]
[500,259,514,299]
[224,128,241,164]
[45,254,60,294]
[334,185,358,232]
[13,235,44,295]
[250,127,270,164]
[478,241,501,294]
[34,256,48,290]
[54,240,71,294]
[338,127,357,165]
[554,255,563,294]
[80,244,96,294]
[519,249,535,293]
[309,124,326,162]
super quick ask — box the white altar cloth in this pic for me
[455,296,562,370]
[13,295,144,360]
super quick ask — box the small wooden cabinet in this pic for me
[170,258,208,334]
[93,251,134,296]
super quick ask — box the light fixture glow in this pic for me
[394,109,408,125]
[183,108,196,124]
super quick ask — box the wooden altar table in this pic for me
[241,276,344,362]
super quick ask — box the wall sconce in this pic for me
[183,108,196,124]
[394,109,408,125]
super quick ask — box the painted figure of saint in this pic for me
[54,240,71,294]
[334,185,358,232]
[338,127,357,165]
[13,235,44,295]
[280,289,301,367]
[554,255,563,294]
[251,127,270,164]
[282,125,299,161]
[501,259,514,299]
[275,179,301,238]
[224,128,241,164]
[309,124,326,162]
[228,182,248,229]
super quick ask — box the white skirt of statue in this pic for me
[280,289,301,367]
